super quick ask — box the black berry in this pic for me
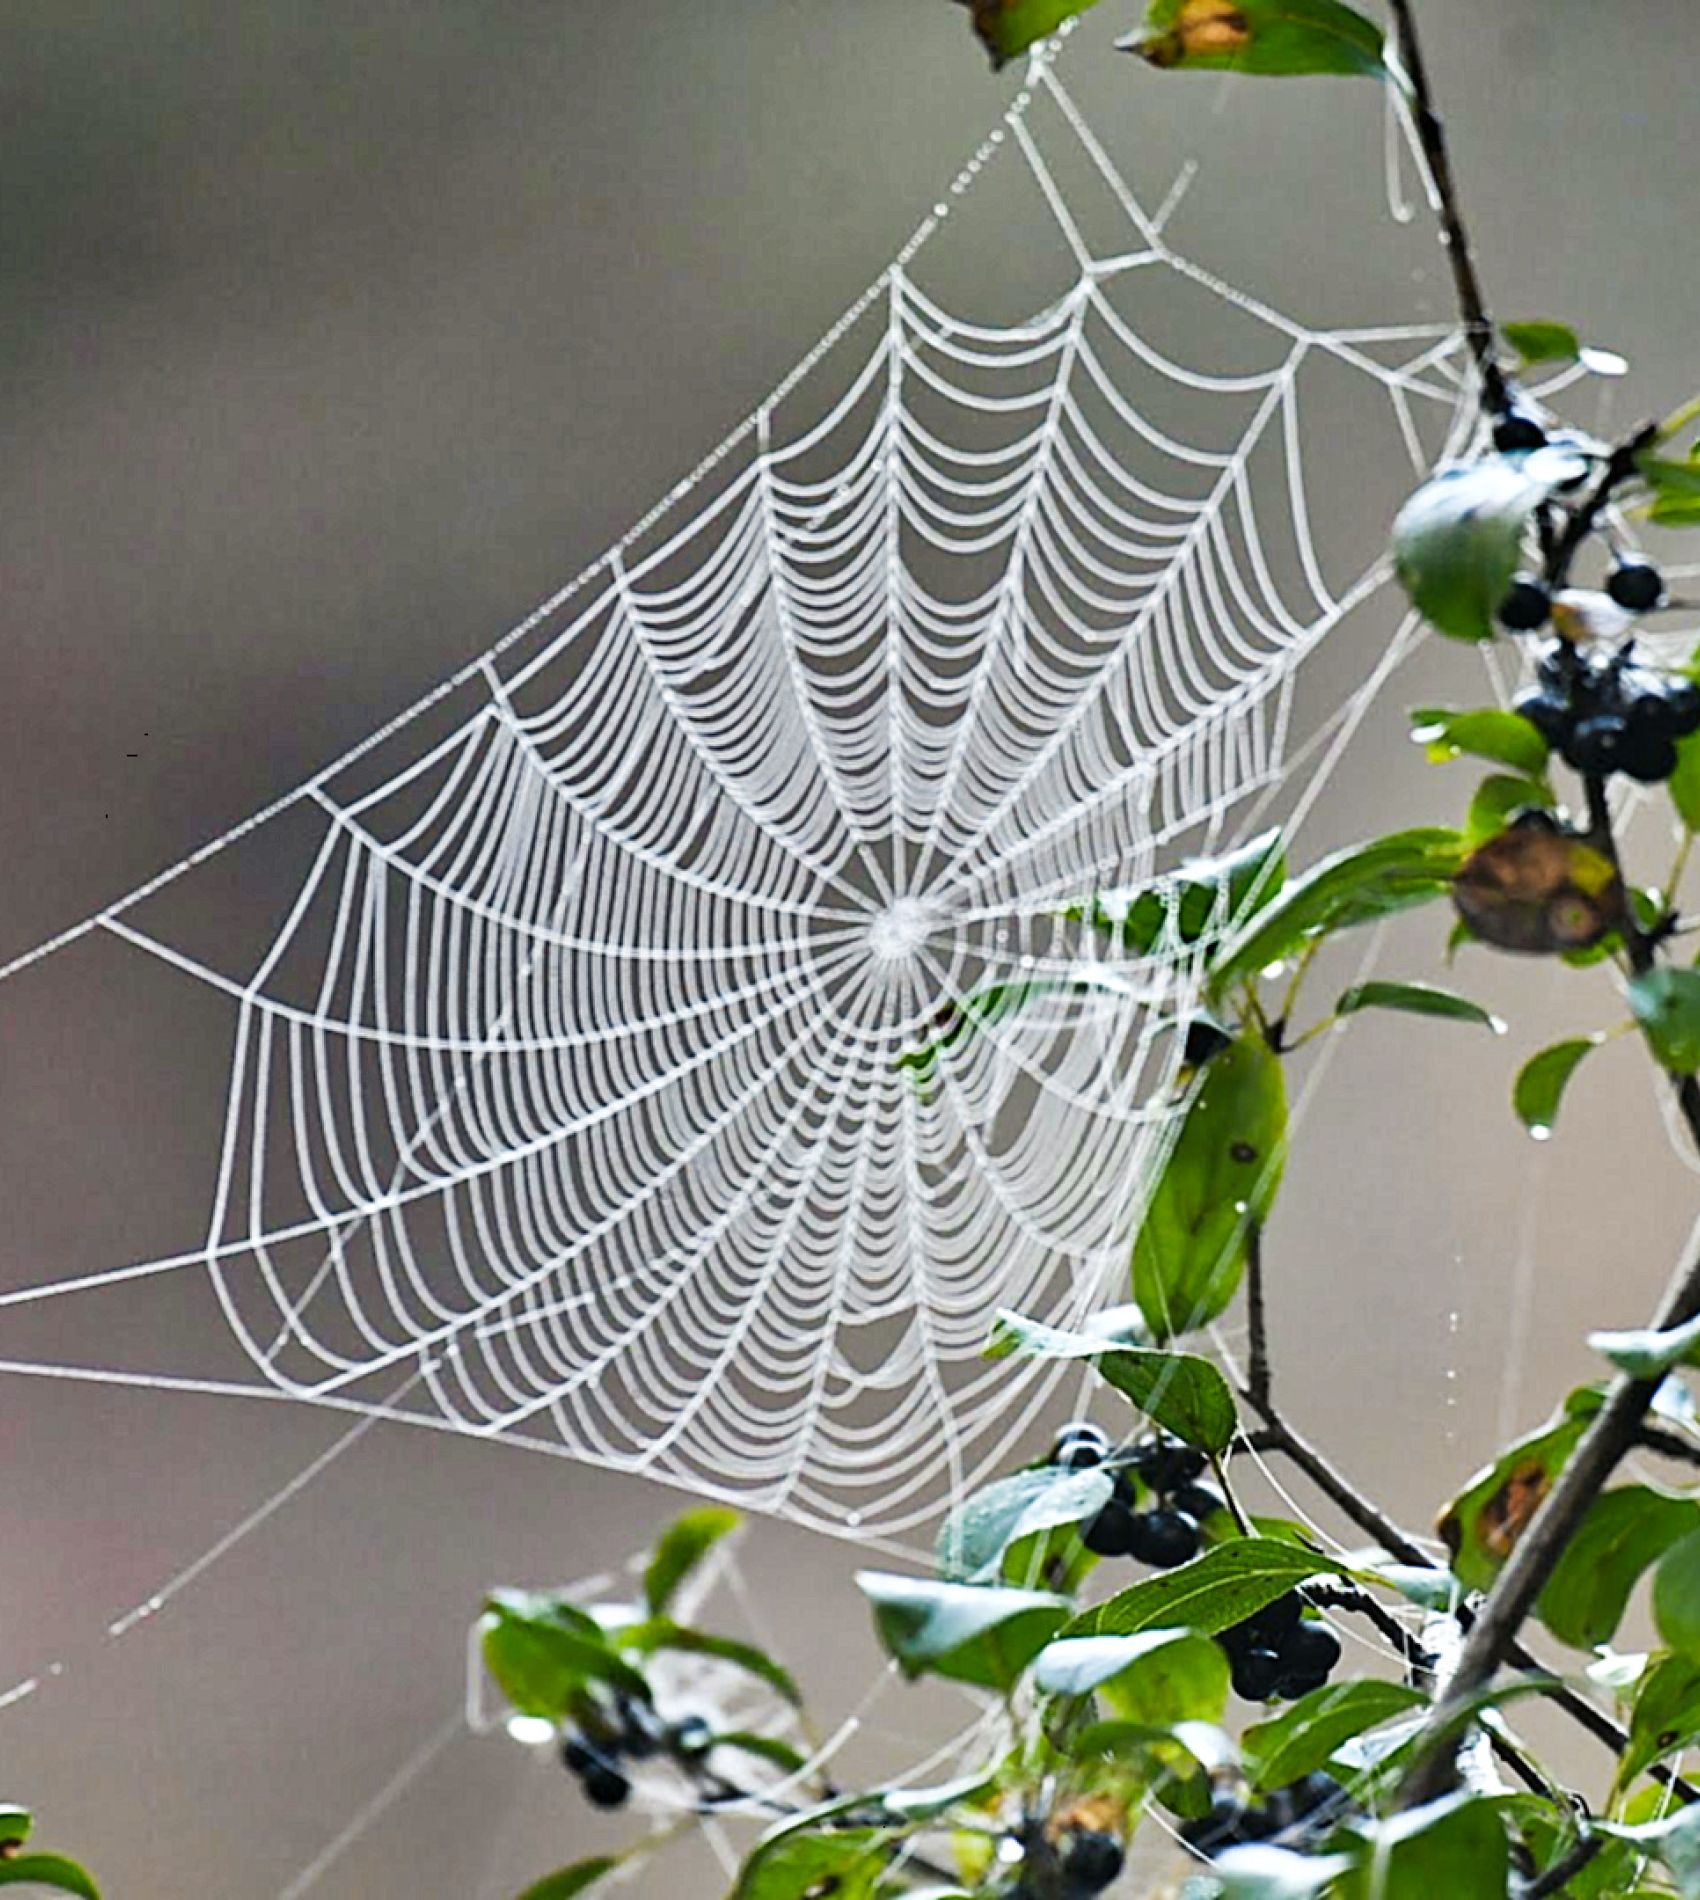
[1168,1482,1225,1523]
[1243,1591,1305,1645]
[1129,1509,1201,1569]
[1618,725,1678,784]
[1511,684,1571,747]
[1607,558,1664,613]
[1561,713,1628,775]
[1183,1016,1234,1068]
[1181,1791,1249,1855]
[1063,1830,1126,1893]
[1497,576,1552,631]
[1137,1439,1207,1491]
[582,1762,632,1809]
[1279,1621,1342,1683]
[1082,1496,1141,1558]
[1493,409,1548,454]
[1052,1422,1112,1469]
[1231,1644,1285,1701]
[562,1734,598,1777]
[668,1716,714,1758]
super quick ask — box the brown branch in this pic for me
[1384,0,1509,417]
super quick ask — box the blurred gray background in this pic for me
[1,2,1698,1893]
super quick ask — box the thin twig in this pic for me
[1383,0,1509,416]
[1246,1221,1272,1412]
[1524,1828,1604,1899]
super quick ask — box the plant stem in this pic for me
[1383,0,1509,417]
[1524,1829,1603,1898]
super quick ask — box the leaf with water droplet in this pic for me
[1501,320,1581,368]
[1512,1036,1604,1138]
[1629,967,1700,1075]
[1335,981,1501,1033]
[953,0,1102,68]
[1122,0,1385,77]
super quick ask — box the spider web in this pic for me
[0,45,1481,1539]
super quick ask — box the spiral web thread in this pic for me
[0,48,1482,1540]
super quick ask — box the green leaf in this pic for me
[0,1860,100,1900]
[1536,1486,1700,1650]
[1096,1348,1240,1454]
[1630,967,1700,1074]
[1353,1561,1464,1615]
[1335,981,1501,1034]
[614,1619,801,1706]
[1409,706,1550,776]
[1638,454,1700,528]
[1099,1630,1230,1727]
[643,1507,741,1617]
[1599,1802,1700,1895]
[480,1595,650,1720]
[1033,1628,1195,1698]
[954,0,1102,69]
[1465,772,1555,847]
[1208,1844,1355,1897]
[713,1732,810,1774]
[1061,1537,1342,1639]
[877,1771,999,1822]
[1437,1391,1601,1592]
[1656,1528,1700,1669]
[1336,1792,1509,1899]
[1512,1036,1604,1138]
[935,1466,1114,1584]
[1393,460,1546,642]
[515,1860,619,1900]
[984,1303,1150,1361]
[1208,829,1466,999]
[1125,0,1385,78]
[1070,830,1286,957]
[1131,1034,1286,1343]
[856,1573,1069,1690]
[1501,320,1582,367]
[1242,1680,1427,1792]
[1590,1311,1700,1381]
[0,1816,32,1851]
[731,1822,891,1900]
[897,975,1133,1088]
[1618,1652,1700,1797]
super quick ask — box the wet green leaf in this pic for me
[1208,830,1466,998]
[1671,734,1700,831]
[615,1619,800,1705]
[714,1732,810,1774]
[1465,772,1555,847]
[1335,981,1500,1033]
[1656,1528,1700,1663]
[643,1507,741,1616]
[1638,454,1700,528]
[1590,1312,1700,1381]
[1616,1652,1700,1796]
[1242,1680,1427,1792]
[1208,1844,1355,1897]
[1070,830,1286,956]
[1033,1628,1231,1730]
[1630,967,1700,1074]
[1438,1391,1601,1592]
[0,1815,32,1851]
[1512,1036,1604,1138]
[1131,1035,1286,1342]
[1096,1347,1240,1453]
[1336,1792,1509,1899]
[1124,0,1385,77]
[480,1594,650,1720]
[0,1858,100,1900]
[1393,460,1546,641]
[731,1823,891,1900]
[1537,1486,1700,1650]
[515,1861,619,1900]
[1501,320,1582,367]
[1061,1537,1342,1639]
[856,1573,1068,1690]
[1409,706,1550,776]
[1599,1800,1700,1894]
[954,0,1102,68]
[935,1466,1114,1584]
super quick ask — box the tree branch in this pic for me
[1383,0,1509,417]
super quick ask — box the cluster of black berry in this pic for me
[1180,1771,1351,1858]
[1513,638,1700,784]
[561,1702,713,1810]
[1054,1424,1224,1570]
[1005,1828,1126,1900]
[1215,1590,1340,1703]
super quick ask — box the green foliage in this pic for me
[984,1304,1149,1360]
[934,1465,1113,1584]
[1598,1804,1700,1896]
[0,1860,101,1900]
[615,1618,801,1705]
[1209,1845,1353,1896]
[1096,1347,1240,1453]
[1501,319,1582,367]
[1616,1652,1700,1795]
[1655,1527,1700,1661]
[1536,1485,1700,1650]
[1062,1536,1342,1638]
[643,1506,741,1616]
[730,1820,892,1900]
[1513,1035,1604,1137]
[1630,967,1700,1074]
[1335,981,1500,1033]
[1591,1311,1700,1380]
[480,1591,650,1719]
[856,1573,1069,1689]
[897,976,1132,1089]
[1465,771,1555,846]
[1070,829,1286,956]
[1638,453,1700,528]
[1124,0,1385,77]
[1438,1390,1600,1592]
[1034,1627,1229,1728]
[1336,1792,1510,1899]
[1207,829,1466,998]
[1392,460,1546,642]
[1409,706,1550,776]
[1670,733,1700,831]
[952,0,1101,69]
[1242,1679,1426,1791]
[1132,1032,1286,1342]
